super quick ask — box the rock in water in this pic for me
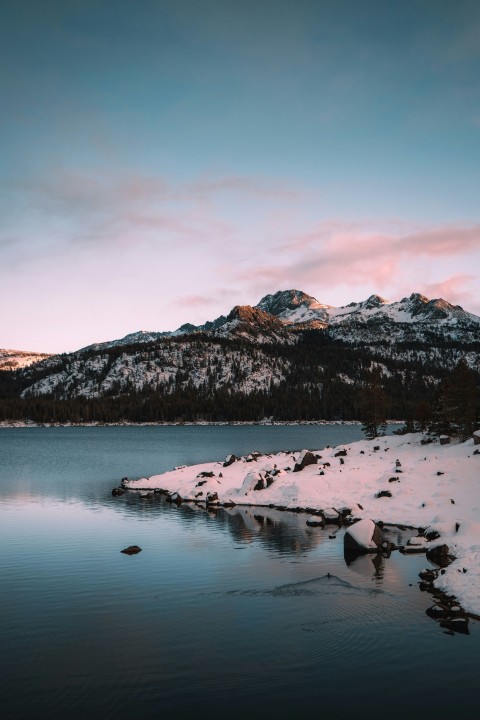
[344,519,382,553]
[121,545,142,555]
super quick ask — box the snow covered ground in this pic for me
[125,432,480,615]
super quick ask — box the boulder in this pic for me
[474,430,480,445]
[293,450,318,472]
[426,543,451,567]
[344,519,382,554]
[334,449,347,457]
[197,471,215,478]
[223,454,238,467]
[439,435,450,445]
[206,492,219,504]
[112,488,125,496]
[306,515,324,527]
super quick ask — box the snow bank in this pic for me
[125,433,480,615]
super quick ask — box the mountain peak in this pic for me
[363,294,389,309]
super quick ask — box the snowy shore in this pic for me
[125,432,480,616]
[0,419,399,429]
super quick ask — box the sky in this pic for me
[1,0,479,353]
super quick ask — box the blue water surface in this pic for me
[0,425,478,720]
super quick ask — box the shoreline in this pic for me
[0,419,404,429]
[123,431,480,617]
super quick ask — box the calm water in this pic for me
[0,425,478,720]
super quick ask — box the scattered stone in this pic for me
[373,446,380,451]
[451,499,455,504]
[334,449,347,457]
[197,471,215,478]
[388,477,399,482]
[121,545,142,555]
[375,490,392,498]
[437,471,444,476]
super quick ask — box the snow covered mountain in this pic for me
[2,289,479,414]
[78,289,480,351]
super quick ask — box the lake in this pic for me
[1,425,478,719]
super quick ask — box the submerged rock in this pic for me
[112,488,125,496]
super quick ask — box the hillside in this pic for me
[1,289,479,423]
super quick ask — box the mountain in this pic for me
[1,289,479,423]
[0,349,51,371]
[73,289,480,351]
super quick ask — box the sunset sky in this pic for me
[1,0,479,353]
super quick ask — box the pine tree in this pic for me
[434,359,479,439]
[359,367,389,439]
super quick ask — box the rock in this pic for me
[166,492,183,505]
[424,527,441,541]
[436,471,444,476]
[334,449,347,457]
[197,471,215,478]
[293,450,318,472]
[121,545,142,555]
[195,480,207,487]
[140,491,153,499]
[439,435,450,445]
[375,490,392,498]
[344,519,382,553]
[388,477,399,482]
[306,515,324,527]
[206,492,219,504]
[419,568,437,582]
[473,430,480,445]
[403,536,427,553]
[440,617,470,635]
[223,454,238,467]
[112,488,125,496]
[426,605,449,619]
[373,446,380,451]
[426,544,451,567]
[323,507,341,523]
